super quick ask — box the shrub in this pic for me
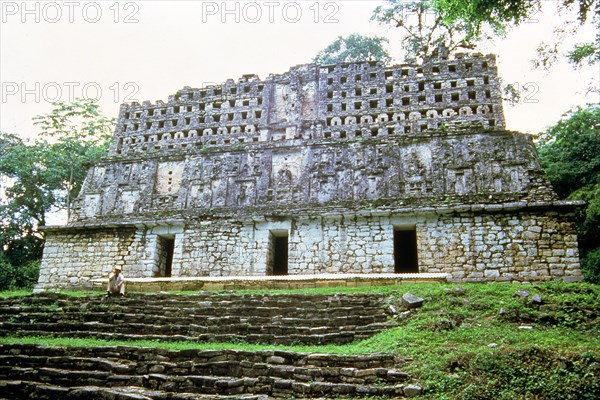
[581,247,600,284]
[14,260,40,289]
[0,256,16,290]
[0,256,40,290]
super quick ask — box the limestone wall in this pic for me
[174,216,394,277]
[37,228,143,290]
[173,211,581,282]
[38,208,582,290]
[417,212,582,282]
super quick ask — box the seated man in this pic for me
[107,266,125,297]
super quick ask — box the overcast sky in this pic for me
[1,0,598,140]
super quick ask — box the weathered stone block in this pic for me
[35,53,583,289]
[401,293,424,309]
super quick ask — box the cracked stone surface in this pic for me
[37,50,583,290]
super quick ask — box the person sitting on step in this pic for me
[107,266,125,297]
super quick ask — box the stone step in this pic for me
[3,328,383,345]
[0,380,272,399]
[0,355,130,372]
[0,291,395,345]
[0,345,412,398]
[0,354,409,384]
[1,344,401,369]
[2,313,391,333]
[0,319,392,334]
[0,305,389,322]
[1,309,389,326]
[0,293,389,308]
[0,302,389,318]
[0,379,407,399]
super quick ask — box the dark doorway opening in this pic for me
[157,235,175,277]
[269,231,288,276]
[394,228,419,273]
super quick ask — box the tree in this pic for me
[313,33,391,64]
[536,105,600,282]
[32,98,115,219]
[430,0,542,37]
[0,99,114,286]
[371,0,489,62]
[430,0,599,69]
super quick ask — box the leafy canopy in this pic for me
[536,105,600,282]
[1,99,114,269]
[537,105,600,198]
[430,0,599,68]
[431,0,542,37]
[371,0,490,62]
[313,33,391,65]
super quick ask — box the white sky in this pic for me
[1,0,598,141]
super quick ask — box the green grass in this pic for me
[1,282,599,399]
[162,284,422,296]
[0,289,33,297]
[0,289,106,298]
[0,335,358,354]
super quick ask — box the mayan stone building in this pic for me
[37,49,584,290]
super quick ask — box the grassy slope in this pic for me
[1,282,599,399]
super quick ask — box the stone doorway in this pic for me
[157,235,175,277]
[394,227,419,273]
[268,230,288,276]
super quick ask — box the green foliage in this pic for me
[431,0,599,69]
[449,348,599,400]
[371,0,485,62]
[1,234,43,267]
[581,247,600,284]
[2,282,598,399]
[0,99,113,285]
[1,99,113,231]
[16,260,40,289]
[502,82,521,106]
[0,255,38,291]
[568,42,600,66]
[537,105,600,197]
[537,105,600,282]
[0,289,32,297]
[0,255,14,291]
[313,33,391,64]
[431,0,542,37]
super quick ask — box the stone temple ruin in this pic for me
[37,49,584,290]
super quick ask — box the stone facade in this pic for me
[37,49,583,290]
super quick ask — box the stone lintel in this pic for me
[39,220,184,233]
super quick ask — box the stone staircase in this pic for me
[0,344,414,399]
[0,292,422,398]
[0,292,397,345]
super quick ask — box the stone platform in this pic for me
[90,273,448,292]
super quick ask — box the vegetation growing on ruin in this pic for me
[0,99,114,290]
[536,105,600,283]
[2,282,598,399]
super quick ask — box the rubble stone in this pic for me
[402,293,424,309]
